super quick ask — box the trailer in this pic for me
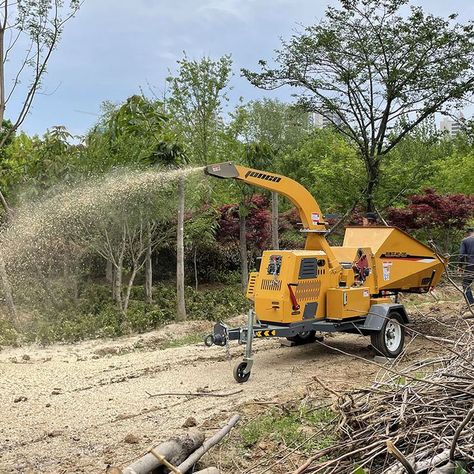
[203,162,445,383]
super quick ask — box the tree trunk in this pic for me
[176,175,187,321]
[271,191,279,250]
[114,254,124,311]
[114,230,127,311]
[123,266,138,313]
[365,158,380,212]
[239,206,249,292]
[0,250,17,324]
[105,260,113,284]
[193,248,198,291]
[111,265,117,300]
[145,223,153,304]
[0,23,5,125]
[177,415,240,474]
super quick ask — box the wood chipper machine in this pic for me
[203,162,445,383]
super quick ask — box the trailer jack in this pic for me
[232,309,255,383]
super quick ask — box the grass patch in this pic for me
[159,333,205,349]
[240,406,335,453]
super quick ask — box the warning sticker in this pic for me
[311,212,320,225]
[383,262,392,281]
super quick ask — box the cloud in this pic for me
[198,0,252,22]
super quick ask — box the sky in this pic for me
[7,0,474,138]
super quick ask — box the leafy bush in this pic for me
[0,319,19,346]
[4,282,250,345]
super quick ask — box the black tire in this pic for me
[204,334,214,347]
[371,312,405,358]
[287,330,317,345]
[233,361,251,383]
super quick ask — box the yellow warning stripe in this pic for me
[255,330,277,337]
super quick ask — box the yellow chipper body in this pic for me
[203,162,445,383]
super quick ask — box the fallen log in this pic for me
[121,428,205,474]
[176,415,240,473]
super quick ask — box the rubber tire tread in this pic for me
[287,330,317,345]
[370,312,405,358]
[233,362,251,383]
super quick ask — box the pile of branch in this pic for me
[295,331,474,474]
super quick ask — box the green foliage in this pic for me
[278,128,364,212]
[240,407,334,452]
[243,0,474,210]
[377,120,442,206]
[429,151,474,195]
[0,319,19,346]
[83,96,183,173]
[166,54,233,164]
[454,462,468,474]
[352,467,368,474]
[160,333,206,349]
[1,282,249,345]
[231,99,311,153]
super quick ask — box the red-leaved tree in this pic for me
[216,194,271,266]
[387,189,474,253]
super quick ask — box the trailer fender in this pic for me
[363,304,409,332]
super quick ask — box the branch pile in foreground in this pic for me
[296,333,474,473]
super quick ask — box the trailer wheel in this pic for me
[287,330,317,345]
[371,312,405,358]
[233,361,251,383]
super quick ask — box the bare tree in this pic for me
[87,217,172,313]
[0,0,82,208]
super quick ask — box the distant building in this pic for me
[440,113,464,136]
[311,111,342,129]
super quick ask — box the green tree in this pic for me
[230,99,312,249]
[377,119,443,207]
[0,0,81,212]
[166,54,233,164]
[166,54,232,319]
[278,128,364,213]
[185,206,218,290]
[243,0,474,212]
[429,151,474,195]
[81,96,186,312]
[234,99,311,152]
[0,0,81,322]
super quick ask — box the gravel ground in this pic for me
[0,318,440,473]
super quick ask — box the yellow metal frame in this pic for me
[205,162,445,324]
[230,164,341,271]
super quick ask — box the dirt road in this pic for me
[0,317,441,473]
